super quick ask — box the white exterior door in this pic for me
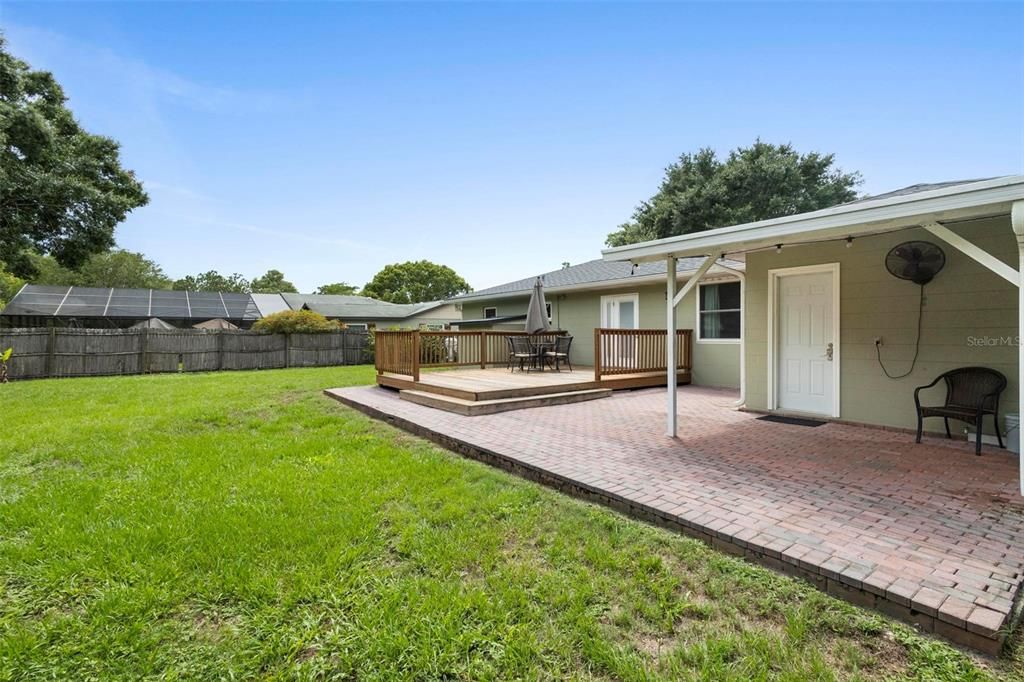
[601,294,638,330]
[601,294,639,367]
[775,269,837,416]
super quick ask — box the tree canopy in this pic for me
[75,250,172,289]
[173,271,250,293]
[316,282,360,296]
[362,261,471,304]
[250,269,298,294]
[18,253,78,286]
[0,37,149,278]
[0,267,25,310]
[606,141,861,247]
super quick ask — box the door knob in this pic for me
[826,342,834,361]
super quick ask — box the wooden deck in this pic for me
[373,329,694,414]
[377,366,691,413]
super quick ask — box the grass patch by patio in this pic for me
[0,366,1019,680]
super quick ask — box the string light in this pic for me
[639,215,1000,263]
[719,216,993,259]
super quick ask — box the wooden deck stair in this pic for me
[398,387,612,416]
[372,367,691,415]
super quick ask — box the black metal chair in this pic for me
[914,367,1007,455]
[544,335,573,372]
[507,336,540,372]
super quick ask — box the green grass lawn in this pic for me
[0,367,1020,680]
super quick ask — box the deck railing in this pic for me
[375,330,567,380]
[593,328,692,380]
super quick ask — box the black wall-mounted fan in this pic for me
[877,240,947,379]
[885,241,946,285]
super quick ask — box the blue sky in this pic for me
[3,2,1022,293]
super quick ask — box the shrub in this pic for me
[252,310,338,334]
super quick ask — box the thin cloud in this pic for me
[3,23,298,114]
[141,181,377,252]
[192,216,383,252]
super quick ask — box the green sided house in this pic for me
[602,175,1024,492]
[450,258,745,390]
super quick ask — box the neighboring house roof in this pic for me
[452,257,744,303]
[603,175,1024,264]
[281,293,449,320]
[0,285,261,320]
[250,293,291,317]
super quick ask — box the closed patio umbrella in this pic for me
[524,277,550,334]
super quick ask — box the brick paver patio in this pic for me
[327,384,1024,653]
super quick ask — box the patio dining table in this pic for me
[531,339,555,372]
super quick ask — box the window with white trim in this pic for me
[483,307,497,319]
[697,281,741,341]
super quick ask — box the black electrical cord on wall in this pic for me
[877,284,924,379]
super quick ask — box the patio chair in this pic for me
[914,367,1007,455]
[544,335,573,372]
[508,336,540,373]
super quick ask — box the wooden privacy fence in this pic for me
[375,330,567,381]
[594,328,692,379]
[0,328,370,380]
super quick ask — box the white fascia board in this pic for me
[602,176,1024,263]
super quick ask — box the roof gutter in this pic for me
[602,176,1024,263]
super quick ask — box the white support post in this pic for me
[672,256,719,308]
[1011,201,1024,496]
[666,256,678,437]
[923,221,1020,285]
[713,261,746,408]
[665,254,717,437]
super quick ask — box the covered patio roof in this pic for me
[601,176,1024,263]
[600,175,1024,494]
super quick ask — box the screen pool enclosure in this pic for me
[0,285,263,329]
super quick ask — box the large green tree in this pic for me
[172,271,250,293]
[250,269,298,293]
[0,38,149,278]
[362,261,471,304]
[74,249,171,289]
[606,141,861,247]
[22,252,78,286]
[316,282,360,296]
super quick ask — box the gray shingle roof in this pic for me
[453,257,743,302]
[281,293,445,320]
[844,178,996,205]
